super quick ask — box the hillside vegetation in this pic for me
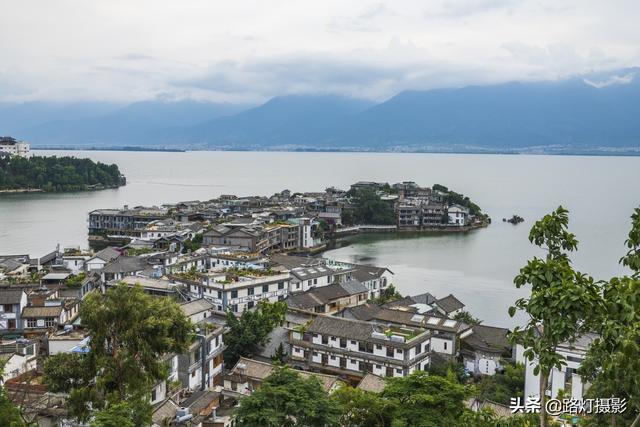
[0,155,125,192]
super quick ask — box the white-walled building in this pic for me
[0,290,28,331]
[179,271,290,313]
[447,204,470,226]
[0,137,30,157]
[518,333,597,401]
[289,315,432,379]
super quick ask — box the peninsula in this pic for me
[87,180,488,251]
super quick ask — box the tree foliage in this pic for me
[224,300,287,367]
[235,367,341,427]
[0,155,124,192]
[579,207,640,427]
[46,283,194,423]
[347,188,396,225]
[509,206,601,427]
[0,361,25,426]
[473,362,525,405]
[332,386,389,427]
[381,372,469,427]
[453,310,481,325]
[43,353,93,393]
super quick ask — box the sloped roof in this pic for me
[102,256,148,273]
[435,294,465,313]
[357,373,386,393]
[462,324,511,354]
[22,305,63,318]
[287,281,368,310]
[351,265,391,282]
[94,247,120,262]
[180,299,215,317]
[230,357,341,393]
[0,289,25,304]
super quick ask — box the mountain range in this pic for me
[3,68,639,154]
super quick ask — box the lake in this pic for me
[1,150,639,326]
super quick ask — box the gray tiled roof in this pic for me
[435,294,465,313]
[307,315,377,341]
[22,305,63,318]
[287,281,368,310]
[0,289,25,304]
[351,265,390,282]
[102,256,149,273]
[462,324,511,354]
[94,247,120,262]
[180,299,215,317]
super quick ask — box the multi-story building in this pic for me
[0,137,30,157]
[286,281,369,314]
[177,324,226,390]
[518,332,597,401]
[0,289,28,331]
[203,223,299,254]
[178,271,291,313]
[289,315,432,381]
[447,204,470,226]
[88,205,170,236]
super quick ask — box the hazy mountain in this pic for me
[159,95,375,148]
[0,101,121,136]
[14,100,251,147]
[4,68,640,153]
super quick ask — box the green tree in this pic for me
[508,207,601,427]
[474,362,525,405]
[224,300,287,366]
[43,353,92,393]
[580,207,640,427]
[382,371,468,427]
[332,386,389,427]
[235,367,341,427]
[349,188,396,225]
[90,398,151,427]
[453,310,481,325]
[271,342,287,365]
[52,283,194,423]
[0,361,25,426]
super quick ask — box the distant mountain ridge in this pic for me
[4,68,640,154]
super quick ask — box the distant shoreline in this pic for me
[30,146,640,157]
[32,146,186,153]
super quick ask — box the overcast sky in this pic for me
[1,0,638,103]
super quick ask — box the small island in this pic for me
[0,153,126,193]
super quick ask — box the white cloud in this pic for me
[0,0,638,102]
[583,72,636,88]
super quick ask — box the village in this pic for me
[0,181,591,426]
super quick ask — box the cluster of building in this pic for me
[0,136,30,158]
[1,231,515,426]
[87,180,484,254]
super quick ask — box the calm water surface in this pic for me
[1,150,639,326]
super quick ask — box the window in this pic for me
[247,301,254,309]
[248,287,254,295]
[27,319,37,328]
[231,304,238,313]
[330,355,336,360]
[231,290,238,298]
[151,389,157,401]
[191,371,196,378]
[262,285,269,293]
[396,368,403,374]
[296,283,300,289]
[3,304,13,312]
[278,282,284,290]
[376,344,382,350]
[443,342,448,351]
[313,278,318,284]
[396,349,403,354]
[45,318,57,327]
